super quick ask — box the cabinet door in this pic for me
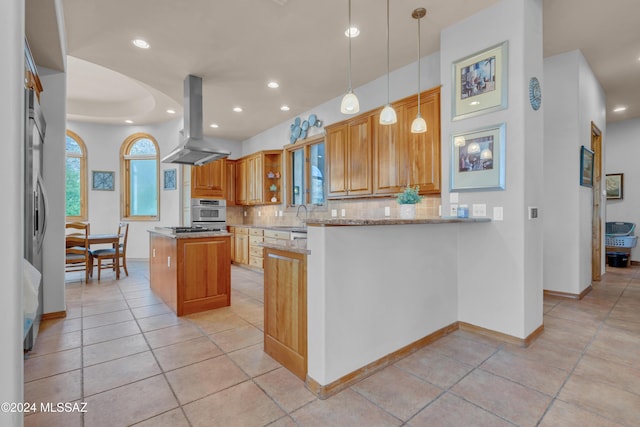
[403,90,441,193]
[347,115,373,196]
[374,108,405,195]
[225,160,237,206]
[235,159,248,205]
[191,159,225,198]
[234,234,249,265]
[326,124,348,197]
[248,155,263,204]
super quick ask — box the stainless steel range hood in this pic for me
[162,75,230,166]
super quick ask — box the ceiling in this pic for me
[27,0,640,142]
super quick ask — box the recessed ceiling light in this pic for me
[209,123,219,128]
[345,26,360,37]
[233,107,243,113]
[613,106,627,113]
[268,81,279,89]
[280,105,290,111]
[132,39,150,49]
[166,109,176,114]
[125,119,134,124]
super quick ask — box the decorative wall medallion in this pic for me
[529,77,541,111]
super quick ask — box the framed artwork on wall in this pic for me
[450,123,506,191]
[606,173,623,199]
[163,168,177,190]
[452,41,508,121]
[580,146,594,188]
[92,170,114,191]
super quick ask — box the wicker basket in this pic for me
[605,235,638,248]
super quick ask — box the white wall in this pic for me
[605,117,640,260]
[0,0,25,423]
[40,69,67,314]
[241,52,441,154]
[66,119,241,259]
[441,0,544,339]
[543,50,606,294]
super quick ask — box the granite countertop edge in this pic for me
[259,240,310,255]
[305,217,492,226]
[148,228,233,239]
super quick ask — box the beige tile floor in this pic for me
[24,261,640,426]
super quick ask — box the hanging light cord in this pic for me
[347,0,353,92]
[386,0,390,104]
[416,11,421,116]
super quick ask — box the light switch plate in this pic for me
[384,206,391,217]
[331,209,337,217]
[472,204,486,217]
[258,211,261,217]
[341,209,346,217]
[438,205,442,217]
[279,210,283,217]
[450,204,458,216]
[493,206,503,221]
[528,207,539,219]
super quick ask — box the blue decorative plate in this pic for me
[300,129,307,139]
[529,77,541,111]
[294,117,301,126]
[293,126,301,138]
[301,120,309,131]
[308,114,317,126]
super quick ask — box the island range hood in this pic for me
[162,75,230,166]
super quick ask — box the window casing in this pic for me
[285,134,325,207]
[120,133,159,220]
[65,130,88,220]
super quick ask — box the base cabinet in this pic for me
[149,233,231,316]
[264,247,307,380]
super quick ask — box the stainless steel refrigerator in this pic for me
[24,88,47,351]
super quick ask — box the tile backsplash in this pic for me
[228,195,441,227]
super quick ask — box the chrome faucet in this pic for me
[296,204,308,227]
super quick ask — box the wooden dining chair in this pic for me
[90,222,129,280]
[65,222,91,282]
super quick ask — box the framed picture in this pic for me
[452,41,508,120]
[580,146,594,188]
[451,123,506,191]
[606,173,623,199]
[92,170,114,191]
[163,168,177,190]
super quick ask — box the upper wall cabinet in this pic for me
[326,87,441,200]
[326,114,373,198]
[235,150,282,206]
[191,158,226,199]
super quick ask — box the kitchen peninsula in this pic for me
[304,217,491,397]
[148,228,231,316]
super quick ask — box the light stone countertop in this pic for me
[148,228,232,239]
[259,238,310,255]
[305,217,491,227]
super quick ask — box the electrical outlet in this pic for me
[274,210,278,216]
[279,210,283,217]
[341,209,346,217]
[438,205,442,217]
[472,204,486,217]
[331,209,337,217]
[449,192,459,203]
[493,206,503,221]
[243,211,247,217]
[258,211,261,217]
[450,204,458,216]
[528,207,539,219]
[384,206,391,217]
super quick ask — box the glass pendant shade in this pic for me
[380,104,397,124]
[411,115,427,133]
[340,90,360,114]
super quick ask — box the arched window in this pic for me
[120,133,159,220]
[65,130,87,220]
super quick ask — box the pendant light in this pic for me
[411,8,427,133]
[379,0,397,125]
[340,0,360,114]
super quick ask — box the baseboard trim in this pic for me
[544,285,592,300]
[41,310,66,320]
[458,321,543,348]
[305,322,458,399]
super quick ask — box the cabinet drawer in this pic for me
[263,237,278,244]
[250,246,264,257]
[264,229,290,240]
[249,228,264,236]
[249,235,264,246]
[235,227,249,235]
[249,257,263,269]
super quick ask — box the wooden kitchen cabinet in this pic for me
[249,228,264,269]
[264,246,307,380]
[225,159,237,206]
[233,227,249,265]
[326,115,373,198]
[191,158,226,199]
[149,231,231,316]
[235,150,282,206]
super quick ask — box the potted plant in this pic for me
[396,185,422,219]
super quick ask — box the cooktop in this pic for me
[168,226,220,233]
